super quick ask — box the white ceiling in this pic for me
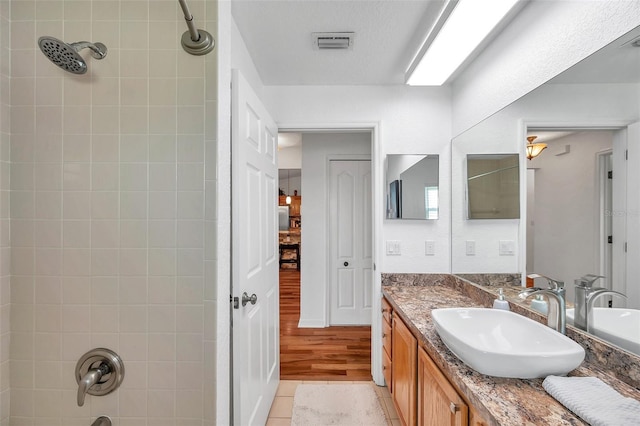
[231,0,447,85]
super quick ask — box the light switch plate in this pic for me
[425,240,435,256]
[466,240,475,256]
[386,240,401,256]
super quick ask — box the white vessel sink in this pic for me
[566,308,640,356]
[432,308,585,379]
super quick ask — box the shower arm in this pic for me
[178,0,200,42]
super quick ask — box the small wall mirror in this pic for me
[386,154,439,220]
[466,154,520,219]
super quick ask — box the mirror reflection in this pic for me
[386,155,439,220]
[451,25,640,353]
[466,154,519,219]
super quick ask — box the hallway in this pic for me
[279,269,372,380]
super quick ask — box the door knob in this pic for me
[343,261,349,267]
[242,292,258,307]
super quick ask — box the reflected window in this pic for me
[425,186,439,220]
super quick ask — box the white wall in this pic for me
[263,84,452,275]
[530,131,614,303]
[452,0,640,136]
[451,83,640,274]
[231,17,264,98]
[299,133,371,326]
[278,145,302,169]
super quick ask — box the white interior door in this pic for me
[611,128,628,300]
[231,69,279,425]
[329,160,372,325]
[625,121,640,309]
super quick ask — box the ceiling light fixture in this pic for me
[526,136,547,160]
[285,170,292,205]
[406,0,520,86]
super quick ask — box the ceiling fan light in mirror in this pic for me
[526,136,547,160]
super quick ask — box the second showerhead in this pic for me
[38,36,108,75]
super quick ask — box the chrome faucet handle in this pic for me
[578,274,605,287]
[77,363,110,406]
[528,273,564,290]
[75,348,125,407]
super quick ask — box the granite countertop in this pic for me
[382,283,640,426]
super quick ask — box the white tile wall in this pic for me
[6,0,219,424]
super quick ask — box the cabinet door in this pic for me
[418,347,468,426]
[392,314,417,426]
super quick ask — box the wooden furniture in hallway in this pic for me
[279,269,372,380]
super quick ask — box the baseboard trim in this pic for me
[297,319,327,328]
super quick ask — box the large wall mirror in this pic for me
[386,154,439,220]
[451,25,640,355]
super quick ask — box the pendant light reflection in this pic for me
[285,170,292,204]
[526,135,547,160]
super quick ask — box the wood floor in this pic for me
[279,269,372,381]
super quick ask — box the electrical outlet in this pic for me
[386,240,401,256]
[425,240,435,256]
[466,240,475,256]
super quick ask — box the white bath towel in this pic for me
[542,375,640,426]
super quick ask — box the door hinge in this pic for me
[608,171,613,179]
[624,242,628,253]
[231,295,239,309]
[608,235,612,244]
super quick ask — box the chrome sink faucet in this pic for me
[519,273,566,334]
[574,274,627,332]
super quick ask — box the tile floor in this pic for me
[266,380,400,425]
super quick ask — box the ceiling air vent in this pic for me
[312,32,355,50]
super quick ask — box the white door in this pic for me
[329,160,373,325]
[231,69,279,425]
[611,128,628,300]
[625,121,640,308]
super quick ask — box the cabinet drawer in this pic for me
[382,316,392,357]
[382,349,392,390]
[382,297,392,324]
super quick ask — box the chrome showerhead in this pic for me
[38,36,108,75]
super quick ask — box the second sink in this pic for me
[566,307,640,356]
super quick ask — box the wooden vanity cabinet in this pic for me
[418,346,468,425]
[382,296,488,426]
[392,312,418,426]
[382,298,393,390]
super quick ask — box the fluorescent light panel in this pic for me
[407,0,520,86]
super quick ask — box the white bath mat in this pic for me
[291,383,388,425]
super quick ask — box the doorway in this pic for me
[277,130,375,380]
[525,128,624,304]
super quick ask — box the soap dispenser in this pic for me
[530,294,549,315]
[493,288,510,310]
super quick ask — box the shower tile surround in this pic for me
[382,273,640,424]
[6,1,218,424]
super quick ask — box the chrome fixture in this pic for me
[574,274,627,332]
[92,416,112,426]
[519,273,567,334]
[75,348,125,407]
[178,0,215,56]
[38,36,107,74]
